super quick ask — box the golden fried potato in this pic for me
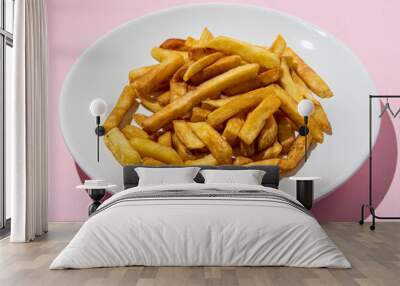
[129,65,157,84]
[240,141,256,157]
[173,120,205,149]
[254,141,282,161]
[224,67,281,96]
[157,131,172,147]
[143,157,166,166]
[270,34,286,57]
[206,36,280,68]
[151,47,188,62]
[170,64,189,102]
[139,96,163,113]
[104,128,141,165]
[270,84,324,143]
[184,154,218,166]
[157,91,171,106]
[103,85,138,132]
[121,125,149,140]
[159,38,187,50]
[198,27,214,46]
[190,107,211,122]
[185,36,199,48]
[132,52,184,98]
[190,55,242,85]
[222,116,245,146]
[279,57,303,102]
[189,122,233,164]
[292,71,332,134]
[201,97,235,110]
[129,137,183,164]
[207,86,276,127]
[246,158,280,166]
[171,133,196,161]
[234,156,253,166]
[143,64,259,132]
[257,115,278,151]
[238,94,280,145]
[277,115,295,154]
[279,134,312,172]
[183,52,224,81]
[283,47,333,98]
[132,113,148,127]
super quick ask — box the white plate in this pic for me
[60,3,380,199]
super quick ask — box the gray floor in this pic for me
[0,222,399,286]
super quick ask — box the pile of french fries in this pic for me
[103,28,333,173]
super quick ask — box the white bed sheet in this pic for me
[50,183,350,269]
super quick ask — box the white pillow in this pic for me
[200,169,266,185]
[135,167,200,186]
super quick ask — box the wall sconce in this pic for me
[297,99,314,162]
[89,99,107,162]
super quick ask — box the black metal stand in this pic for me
[359,95,400,230]
[298,116,309,162]
[87,188,106,215]
[94,116,105,162]
[296,180,314,210]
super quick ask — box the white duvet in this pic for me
[50,183,350,269]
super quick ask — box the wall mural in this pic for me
[51,2,395,222]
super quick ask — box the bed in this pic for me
[50,165,350,269]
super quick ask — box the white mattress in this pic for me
[50,183,350,269]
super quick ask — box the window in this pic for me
[0,0,14,233]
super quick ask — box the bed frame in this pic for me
[123,165,280,189]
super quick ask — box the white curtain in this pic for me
[9,0,48,242]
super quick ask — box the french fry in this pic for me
[185,36,199,48]
[279,134,312,172]
[271,84,324,143]
[246,158,280,166]
[143,157,166,166]
[184,154,218,166]
[234,156,253,166]
[129,65,157,84]
[121,125,150,140]
[190,55,242,85]
[190,107,211,122]
[139,97,163,113]
[129,137,183,165]
[270,34,286,56]
[238,94,281,145]
[104,85,137,132]
[132,113,148,127]
[254,141,282,161]
[104,128,141,165]
[183,52,224,81]
[143,64,259,132]
[279,57,303,102]
[170,64,188,102]
[292,71,332,134]
[159,38,187,50]
[157,131,172,147]
[224,68,281,96]
[207,86,275,127]
[206,36,280,68]
[171,133,196,161]
[277,115,295,154]
[257,115,278,151]
[173,120,205,149]
[198,27,214,46]
[188,47,216,60]
[157,91,171,106]
[151,47,188,62]
[132,51,184,98]
[240,141,256,157]
[201,97,235,110]
[222,116,245,146]
[189,122,233,164]
[283,47,333,98]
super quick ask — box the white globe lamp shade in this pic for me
[297,99,314,116]
[89,99,107,117]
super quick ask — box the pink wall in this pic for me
[47,0,400,221]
